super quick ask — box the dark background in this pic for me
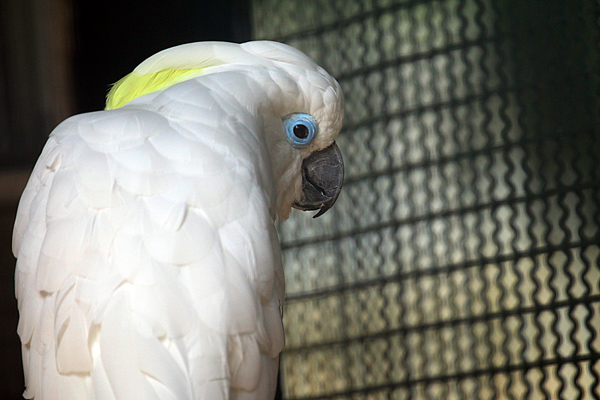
[0,1,252,398]
[72,0,251,113]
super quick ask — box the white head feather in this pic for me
[107,40,344,220]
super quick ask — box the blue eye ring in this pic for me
[283,113,318,148]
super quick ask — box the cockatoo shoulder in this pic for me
[14,80,285,399]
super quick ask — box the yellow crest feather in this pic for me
[106,68,205,110]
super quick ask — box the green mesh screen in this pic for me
[253,0,600,399]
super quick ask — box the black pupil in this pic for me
[293,124,309,139]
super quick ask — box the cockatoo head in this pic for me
[106,41,344,220]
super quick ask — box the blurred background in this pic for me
[1,0,600,399]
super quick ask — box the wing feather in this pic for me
[14,71,285,400]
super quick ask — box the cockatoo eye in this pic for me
[283,113,318,148]
[293,124,309,139]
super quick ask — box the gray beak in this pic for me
[292,142,344,218]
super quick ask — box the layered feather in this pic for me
[13,40,343,400]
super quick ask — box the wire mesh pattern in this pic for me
[252,0,600,398]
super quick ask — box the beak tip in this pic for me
[313,207,330,218]
[312,205,331,219]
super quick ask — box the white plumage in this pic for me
[13,41,344,400]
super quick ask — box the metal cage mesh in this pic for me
[252,0,600,398]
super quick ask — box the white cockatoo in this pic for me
[13,41,344,400]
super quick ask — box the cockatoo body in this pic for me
[13,41,344,400]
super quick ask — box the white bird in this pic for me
[13,41,344,400]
